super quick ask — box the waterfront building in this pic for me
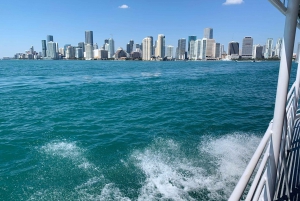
[65,46,75,59]
[166,45,174,58]
[108,38,115,58]
[177,38,186,60]
[129,40,134,53]
[241,37,253,59]
[75,48,83,59]
[41,40,47,57]
[85,44,94,60]
[47,35,53,42]
[47,41,57,60]
[104,43,109,51]
[85,31,93,46]
[188,36,197,58]
[142,37,153,61]
[200,38,207,60]
[228,41,239,56]
[206,39,216,58]
[264,38,273,59]
[221,44,225,55]
[131,52,141,60]
[252,45,263,60]
[78,42,85,52]
[147,36,153,56]
[194,39,202,60]
[214,42,221,59]
[155,34,165,59]
[189,40,196,60]
[203,28,213,39]
[114,47,127,60]
[275,38,282,58]
[126,43,130,54]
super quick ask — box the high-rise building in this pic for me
[189,40,196,60]
[264,38,273,59]
[65,46,75,59]
[228,41,239,55]
[166,45,174,58]
[147,36,153,56]
[275,38,282,58]
[252,45,263,59]
[155,34,165,58]
[206,39,216,58]
[41,40,47,57]
[105,43,109,51]
[85,31,93,45]
[242,37,253,58]
[129,40,134,53]
[194,39,202,60]
[47,35,53,42]
[108,38,115,58]
[214,43,221,59]
[59,48,64,56]
[200,39,207,60]
[85,44,94,60]
[75,48,83,59]
[204,28,213,39]
[142,37,153,61]
[47,41,57,60]
[64,44,71,56]
[177,38,186,60]
[78,42,85,52]
[188,36,197,57]
[126,43,131,54]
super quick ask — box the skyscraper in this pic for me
[189,40,196,60]
[188,36,197,57]
[142,37,153,61]
[242,37,253,58]
[275,38,282,58]
[41,40,47,57]
[177,38,186,60]
[126,43,131,54]
[108,38,115,58]
[93,43,98,50]
[47,41,57,60]
[166,45,174,58]
[228,41,239,55]
[214,43,221,59]
[194,39,202,60]
[47,35,53,42]
[147,36,153,56]
[206,39,216,58]
[264,38,273,59]
[129,40,134,53]
[78,42,85,52]
[85,31,93,46]
[200,39,207,60]
[203,28,213,39]
[252,45,263,59]
[155,34,165,58]
[85,44,94,60]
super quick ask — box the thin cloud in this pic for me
[223,0,244,5]
[118,5,129,9]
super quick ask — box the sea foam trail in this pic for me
[132,133,261,201]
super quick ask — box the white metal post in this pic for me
[271,0,300,196]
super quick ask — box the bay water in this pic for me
[0,60,295,200]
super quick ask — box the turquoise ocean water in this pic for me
[0,60,296,200]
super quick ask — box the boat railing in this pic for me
[229,77,300,200]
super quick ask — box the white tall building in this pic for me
[142,37,153,61]
[200,38,207,60]
[189,40,196,60]
[275,38,282,58]
[108,38,115,58]
[242,37,253,58]
[252,45,263,59]
[206,39,216,58]
[264,38,273,59]
[194,39,202,60]
[166,45,174,58]
[85,44,94,60]
[155,34,165,58]
[47,42,58,60]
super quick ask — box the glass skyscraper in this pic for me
[41,40,47,57]
[203,28,213,39]
[47,35,53,42]
[85,31,93,45]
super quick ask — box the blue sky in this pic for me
[0,0,298,58]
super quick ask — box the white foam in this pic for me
[132,134,261,200]
[141,72,161,78]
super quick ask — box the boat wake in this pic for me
[28,133,261,201]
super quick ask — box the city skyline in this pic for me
[0,0,298,58]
